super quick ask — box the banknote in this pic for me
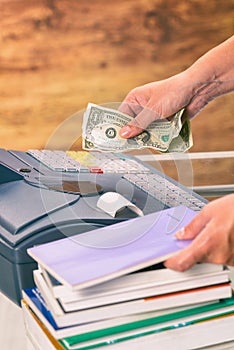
[82,103,193,153]
[166,118,193,153]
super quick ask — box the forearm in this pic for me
[184,36,234,111]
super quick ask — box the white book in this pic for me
[103,314,234,350]
[35,265,230,311]
[21,288,215,340]
[22,300,63,350]
[61,311,234,350]
[22,298,234,350]
[40,263,227,300]
[61,270,231,312]
[28,268,232,327]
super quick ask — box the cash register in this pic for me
[0,148,207,304]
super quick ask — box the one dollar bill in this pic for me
[82,103,193,153]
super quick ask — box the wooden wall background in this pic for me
[0,0,233,187]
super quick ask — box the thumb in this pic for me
[119,124,143,139]
[176,209,208,240]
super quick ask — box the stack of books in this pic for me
[21,206,234,349]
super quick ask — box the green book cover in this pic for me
[60,309,234,350]
[60,295,234,349]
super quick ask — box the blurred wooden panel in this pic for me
[0,0,233,155]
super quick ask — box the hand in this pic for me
[164,194,234,271]
[119,36,234,139]
[118,72,198,138]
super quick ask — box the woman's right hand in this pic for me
[118,72,200,138]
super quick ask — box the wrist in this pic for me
[184,36,234,101]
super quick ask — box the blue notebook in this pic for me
[28,206,197,290]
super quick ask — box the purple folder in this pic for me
[28,206,197,290]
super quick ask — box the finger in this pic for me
[165,222,214,271]
[186,97,209,119]
[175,208,209,240]
[133,106,164,128]
[118,100,146,138]
[119,124,143,138]
[119,106,162,138]
[164,247,200,272]
[118,100,142,118]
[164,237,210,271]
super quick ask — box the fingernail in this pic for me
[175,227,185,239]
[119,126,133,138]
